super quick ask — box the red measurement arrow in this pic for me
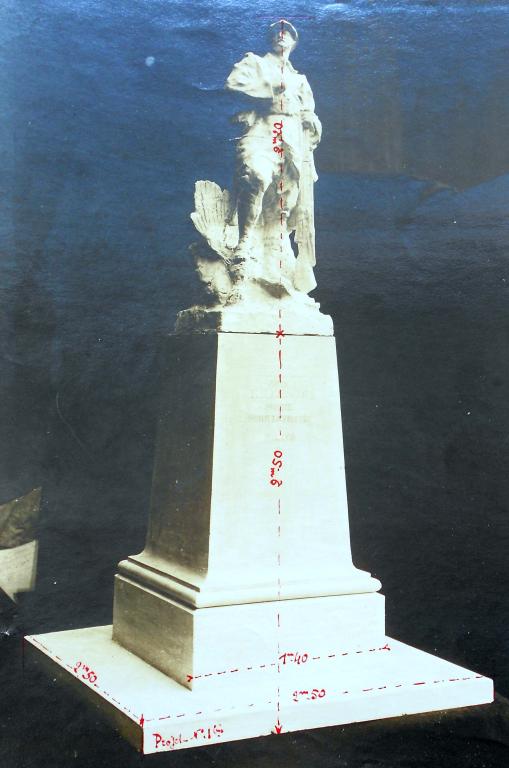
[139,713,144,727]
[186,674,193,682]
[274,719,283,735]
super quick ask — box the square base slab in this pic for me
[25,626,493,755]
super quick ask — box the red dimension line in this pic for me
[186,643,392,682]
[335,674,484,701]
[146,700,274,725]
[273,17,286,737]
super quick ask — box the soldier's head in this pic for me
[268,19,298,55]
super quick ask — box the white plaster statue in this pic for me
[28,22,494,749]
[181,20,327,331]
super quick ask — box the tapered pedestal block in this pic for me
[113,332,380,684]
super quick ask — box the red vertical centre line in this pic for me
[275,17,286,735]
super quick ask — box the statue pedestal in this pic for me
[112,332,380,687]
[25,329,493,751]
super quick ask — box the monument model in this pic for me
[26,20,493,754]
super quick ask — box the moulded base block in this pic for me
[25,625,493,754]
[113,583,385,689]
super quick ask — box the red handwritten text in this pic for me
[73,661,97,683]
[73,661,98,684]
[292,688,326,702]
[153,724,224,750]
[272,120,284,154]
[279,651,309,666]
[270,449,283,487]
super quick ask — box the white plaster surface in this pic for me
[116,334,379,614]
[180,25,327,332]
[26,625,493,755]
[113,590,385,690]
[0,540,38,601]
[113,333,380,683]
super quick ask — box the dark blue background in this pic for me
[1,1,509,765]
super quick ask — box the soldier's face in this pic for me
[272,30,296,53]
